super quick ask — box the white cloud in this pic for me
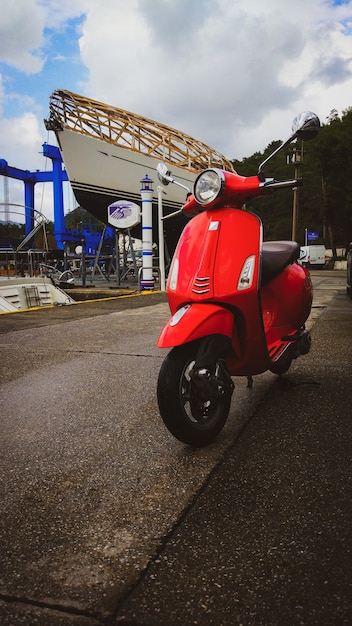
[0,0,45,73]
[0,111,52,221]
[1,0,352,223]
[0,112,44,169]
[78,0,152,108]
[78,0,352,158]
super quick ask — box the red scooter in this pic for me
[156,111,320,446]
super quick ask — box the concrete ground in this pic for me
[0,271,351,625]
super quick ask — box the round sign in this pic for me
[107,200,141,229]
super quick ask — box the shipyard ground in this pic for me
[0,271,351,625]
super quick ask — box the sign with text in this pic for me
[307,231,319,241]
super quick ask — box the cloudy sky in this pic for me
[0,0,351,221]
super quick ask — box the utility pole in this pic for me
[287,143,303,242]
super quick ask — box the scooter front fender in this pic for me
[157,303,234,348]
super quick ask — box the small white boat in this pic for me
[0,277,76,313]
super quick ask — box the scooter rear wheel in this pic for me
[157,342,233,447]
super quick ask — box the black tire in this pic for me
[157,342,233,447]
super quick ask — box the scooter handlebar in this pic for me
[263,178,302,190]
[181,173,303,217]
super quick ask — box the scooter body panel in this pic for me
[262,263,312,341]
[157,303,234,348]
[163,208,272,375]
[167,208,262,311]
[261,262,313,363]
[160,202,313,376]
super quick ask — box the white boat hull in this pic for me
[56,128,194,254]
[46,89,235,256]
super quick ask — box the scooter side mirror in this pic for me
[258,111,320,175]
[156,162,191,194]
[157,162,174,186]
[292,111,321,141]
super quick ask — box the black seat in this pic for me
[261,241,300,285]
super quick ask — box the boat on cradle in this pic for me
[45,90,235,255]
[0,277,76,313]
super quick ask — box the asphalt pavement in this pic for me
[116,289,352,626]
[0,273,351,625]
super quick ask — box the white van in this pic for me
[299,245,326,268]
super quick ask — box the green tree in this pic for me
[312,108,352,254]
[0,222,25,246]
[231,108,352,250]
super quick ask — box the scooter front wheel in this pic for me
[157,342,233,447]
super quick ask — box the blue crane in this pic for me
[0,143,68,249]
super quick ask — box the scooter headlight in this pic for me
[193,168,224,205]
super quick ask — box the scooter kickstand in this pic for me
[247,375,254,389]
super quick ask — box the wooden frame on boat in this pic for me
[46,89,235,174]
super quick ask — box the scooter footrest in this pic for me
[281,332,302,342]
[281,329,311,357]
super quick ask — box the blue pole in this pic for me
[24,181,35,236]
[42,143,66,250]
[52,157,65,248]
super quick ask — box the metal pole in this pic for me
[292,146,303,241]
[157,185,166,291]
[127,230,138,280]
[291,145,302,242]
[292,170,299,242]
[91,226,108,282]
[81,239,86,286]
[63,242,68,271]
[115,229,120,286]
